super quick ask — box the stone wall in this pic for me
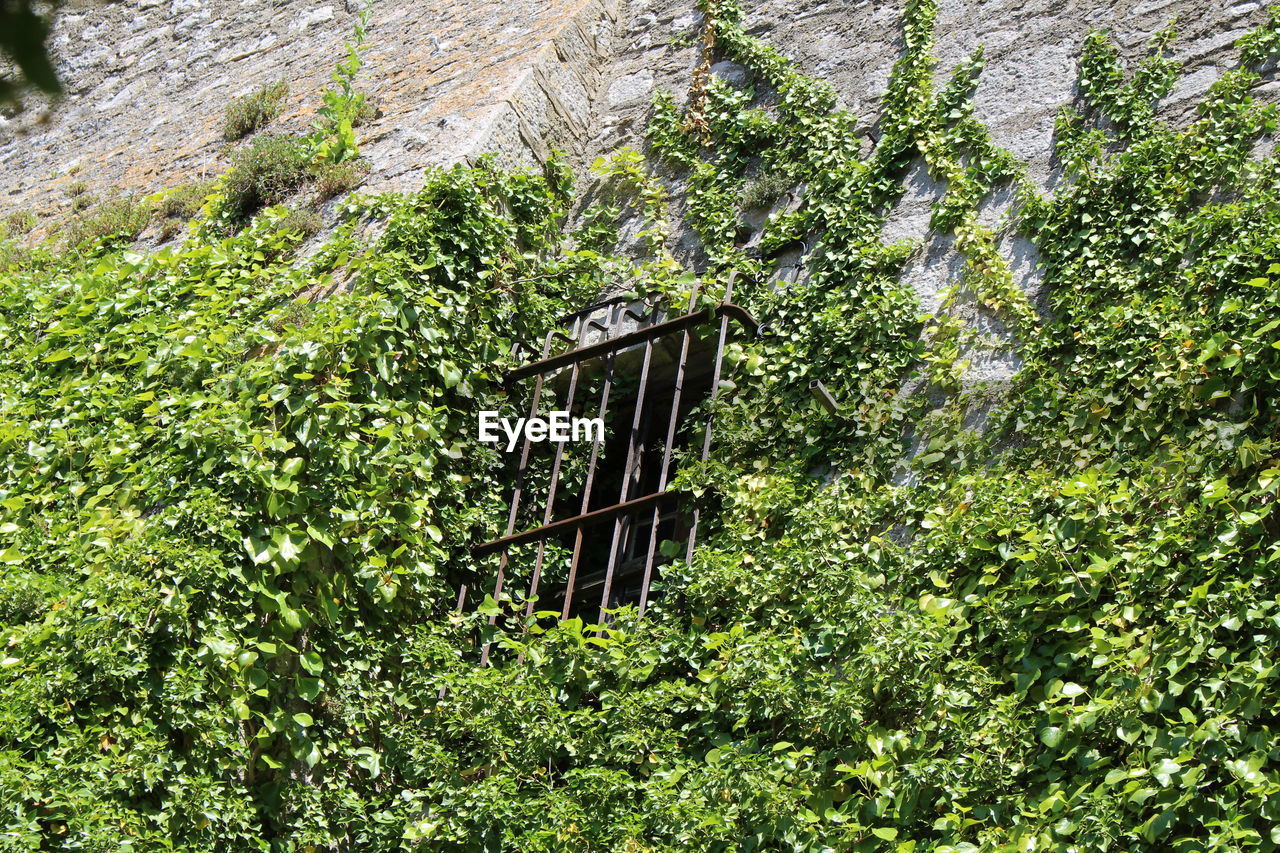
[569,0,1276,303]
[3,0,1275,336]
[735,0,1274,190]
[0,0,618,231]
[714,0,1276,390]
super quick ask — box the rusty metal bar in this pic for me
[597,301,661,622]
[524,316,586,618]
[620,384,656,558]
[637,282,702,616]
[477,328,557,665]
[474,489,679,556]
[560,303,621,619]
[686,272,738,562]
[459,327,556,617]
[506,303,758,383]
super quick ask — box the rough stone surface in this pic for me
[899,230,965,319]
[741,0,1275,192]
[724,0,1277,393]
[9,1,1269,224]
[606,69,656,106]
[3,0,1275,355]
[1,0,617,231]
[881,159,946,250]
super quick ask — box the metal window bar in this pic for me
[523,314,588,620]
[558,303,620,622]
[685,273,737,563]
[596,291,685,625]
[468,277,756,651]
[635,282,702,618]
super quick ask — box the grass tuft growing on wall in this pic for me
[222,133,311,221]
[221,80,290,141]
[2,210,35,237]
[63,195,152,248]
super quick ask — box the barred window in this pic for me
[460,276,757,655]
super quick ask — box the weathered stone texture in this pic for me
[740,0,1274,190]
[3,0,1275,335]
[5,0,362,222]
[357,0,617,184]
[721,0,1277,386]
[7,1,1269,208]
[1,0,616,227]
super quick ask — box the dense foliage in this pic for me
[3,1,1280,850]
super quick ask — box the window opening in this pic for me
[461,274,757,660]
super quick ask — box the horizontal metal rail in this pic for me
[558,292,660,322]
[506,303,759,383]
[472,489,679,557]
[468,284,755,649]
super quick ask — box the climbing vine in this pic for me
[2,1,1280,851]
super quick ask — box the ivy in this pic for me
[4,2,1280,850]
[0,160,598,848]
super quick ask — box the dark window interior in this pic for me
[466,289,754,647]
